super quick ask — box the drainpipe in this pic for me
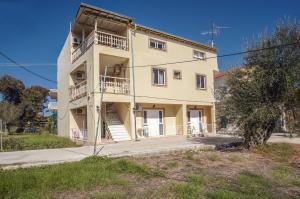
[131,24,138,141]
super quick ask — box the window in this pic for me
[193,50,205,60]
[173,70,182,80]
[149,39,166,51]
[152,68,166,86]
[196,74,206,89]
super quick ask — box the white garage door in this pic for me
[143,109,164,137]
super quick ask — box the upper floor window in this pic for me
[149,39,166,51]
[196,74,206,89]
[173,70,182,80]
[152,68,166,86]
[193,50,206,60]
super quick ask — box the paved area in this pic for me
[0,136,239,169]
[269,134,300,144]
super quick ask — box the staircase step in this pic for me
[105,112,131,142]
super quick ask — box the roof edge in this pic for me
[136,24,217,53]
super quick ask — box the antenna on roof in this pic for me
[201,21,229,48]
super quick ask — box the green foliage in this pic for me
[223,21,300,148]
[0,102,22,132]
[0,157,158,198]
[0,75,25,104]
[0,75,49,130]
[2,134,79,151]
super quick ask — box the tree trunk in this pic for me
[243,123,276,149]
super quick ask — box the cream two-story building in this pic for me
[57,3,219,143]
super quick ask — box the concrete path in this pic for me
[269,134,300,144]
[0,136,239,169]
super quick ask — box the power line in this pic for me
[0,51,57,84]
[132,41,300,68]
[1,41,299,69]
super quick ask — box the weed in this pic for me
[228,154,241,162]
[208,153,221,161]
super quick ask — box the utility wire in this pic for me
[0,51,57,84]
[1,41,299,69]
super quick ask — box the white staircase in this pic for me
[106,112,131,141]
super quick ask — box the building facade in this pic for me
[57,3,219,143]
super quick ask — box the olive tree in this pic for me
[225,21,300,148]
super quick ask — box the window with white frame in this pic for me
[193,50,205,60]
[152,68,166,86]
[149,39,166,51]
[196,74,206,89]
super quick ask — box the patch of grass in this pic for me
[207,189,246,199]
[166,161,179,169]
[273,165,300,187]
[185,174,206,186]
[208,171,281,199]
[171,183,204,199]
[255,143,297,162]
[208,153,221,161]
[93,192,127,199]
[228,154,241,162]
[273,165,292,182]
[184,150,195,160]
[2,134,80,151]
[0,156,155,198]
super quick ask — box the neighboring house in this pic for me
[57,3,219,143]
[213,70,234,132]
[214,69,296,135]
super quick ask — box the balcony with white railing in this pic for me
[69,80,87,101]
[95,31,128,50]
[71,30,129,63]
[100,75,130,95]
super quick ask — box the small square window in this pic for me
[193,50,205,60]
[173,70,182,80]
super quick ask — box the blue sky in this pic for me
[0,0,300,89]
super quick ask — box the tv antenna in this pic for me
[201,21,229,48]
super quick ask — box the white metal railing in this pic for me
[71,31,95,63]
[100,75,130,94]
[71,128,88,141]
[95,31,128,50]
[71,30,128,63]
[69,80,87,100]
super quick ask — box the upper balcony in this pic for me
[71,4,132,63]
[71,30,129,63]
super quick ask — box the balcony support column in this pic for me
[94,19,98,31]
[82,28,85,42]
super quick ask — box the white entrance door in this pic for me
[143,109,164,137]
[188,110,202,134]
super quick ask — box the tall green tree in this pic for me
[0,75,49,127]
[224,21,300,148]
[0,102,21,132]
[0,75,25,104]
